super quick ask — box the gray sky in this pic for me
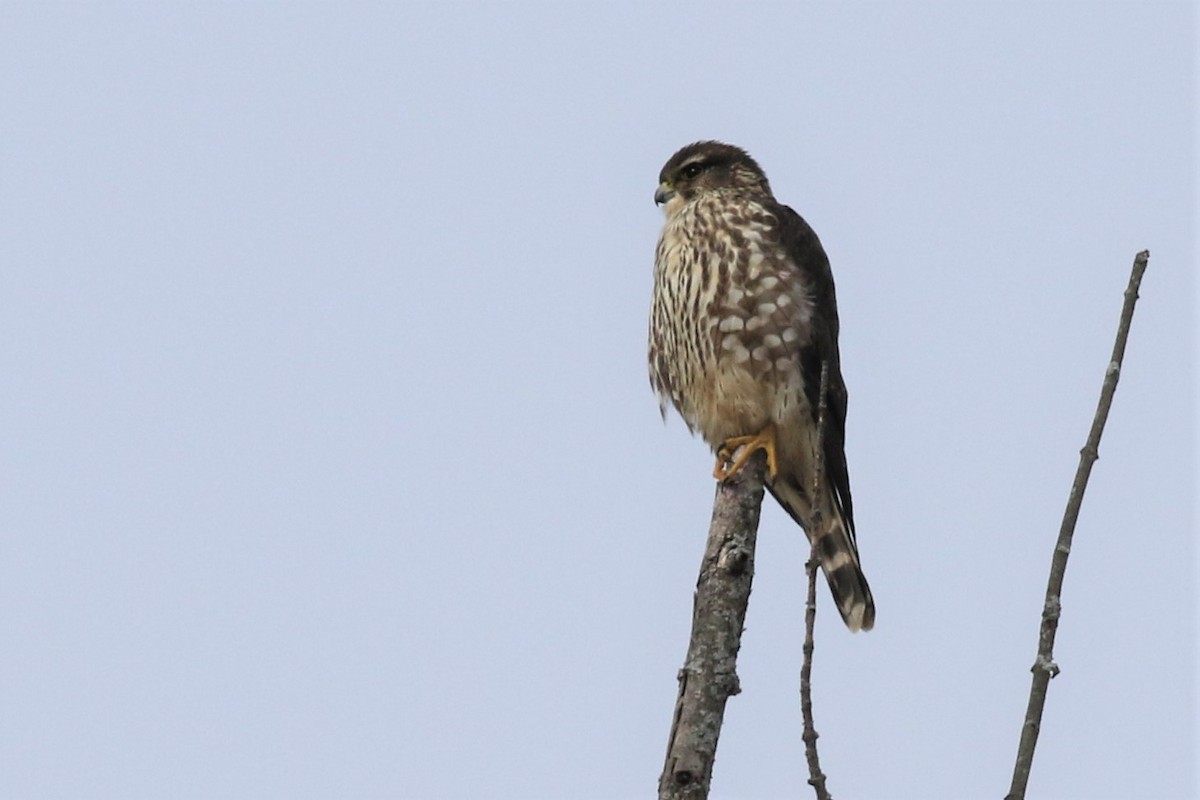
[2,3,1195,799]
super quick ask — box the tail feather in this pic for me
[767,480,875,632]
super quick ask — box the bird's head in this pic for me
[655,141,772,216]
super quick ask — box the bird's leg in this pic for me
[713,423,779,482]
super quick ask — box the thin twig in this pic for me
[659,452,768,800]
[801,361,833,800]
[1005,250,1149,800]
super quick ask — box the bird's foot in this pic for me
[713,424,779,482]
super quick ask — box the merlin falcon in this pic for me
[648,141,875,632]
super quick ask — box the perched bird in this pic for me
[648,141,875,631]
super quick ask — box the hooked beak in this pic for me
[654,182,675,205]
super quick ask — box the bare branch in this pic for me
[801,360,833,800]
[659,452,768,800]
[1005,250,1150,800]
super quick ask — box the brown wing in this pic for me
[772,203,856,540]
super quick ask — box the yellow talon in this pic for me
[713,423,779,482]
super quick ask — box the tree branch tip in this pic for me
[659,433,766,797]
[1005,249,1149,799]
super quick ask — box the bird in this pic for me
[648,141,875,632]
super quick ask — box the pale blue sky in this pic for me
[1,3,1195,799]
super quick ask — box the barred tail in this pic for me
[767,481,876,632]
[816,514,875,632]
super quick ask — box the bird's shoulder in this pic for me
[766,200,833,291]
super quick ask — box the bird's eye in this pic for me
[681,162,704,180]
